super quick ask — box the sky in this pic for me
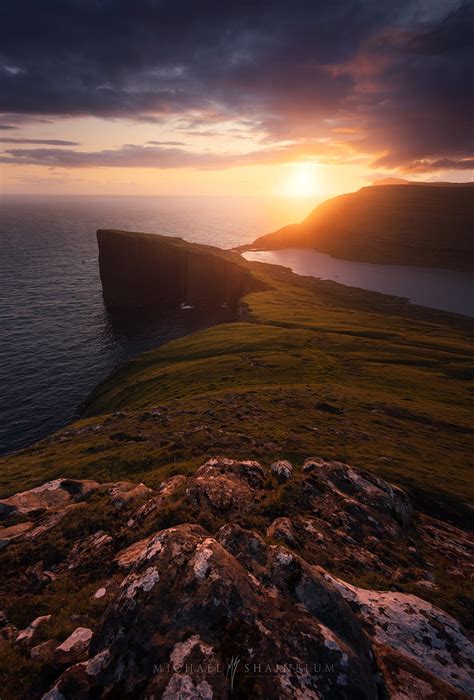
[0,0,473,198]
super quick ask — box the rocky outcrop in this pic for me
[0,478,100,518]
[97,229,263,310]
[48,523,378,699]
[0,457,472,698]
[0,478,152,550]
[186,457,266,512]
[327,576,474,696]
[55,628,93,663]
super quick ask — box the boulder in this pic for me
[62,531,114,572]
[16,614,51,648]
[0,521,34,549]
[271,459,293,481]
[128,475,187,527]
[186,457,266,512]
[419,514,474,580]
[374,643,469,699]
[217,524,370,656]
[114,533,158,571]
[54,627,93,666]
[291,458,416,576]
[193,456,267,488]
[0,479,101,519]
[47,524,377,698]
[267,516,299,547]
[23,560,56,592]
[107,482,153,509]
[30,639,57,664]
[302,457,412,528]
[327,575,474,696]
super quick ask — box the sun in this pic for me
[281,162,320,198]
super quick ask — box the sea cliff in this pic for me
[98,229,262,310]
[0,230,473,699]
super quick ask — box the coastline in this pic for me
[1,230,473,699]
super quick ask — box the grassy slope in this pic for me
[2,258,472,525]
[248,184,474,270]
[1,254,473,698]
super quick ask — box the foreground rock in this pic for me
[0,457,472,698]
[186,456,266,512]
[328,576,474,696]
[48,524,378,698]
[271,459,293,481]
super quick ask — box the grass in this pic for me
[1,257,472,525]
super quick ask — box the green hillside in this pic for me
[2,254,472,523]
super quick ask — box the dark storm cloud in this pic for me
[356,1,474,170]
[0,0,472,172]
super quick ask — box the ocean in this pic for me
[0,195,312,455]
[2,195,472,457]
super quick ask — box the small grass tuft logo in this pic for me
[226,655,241,693]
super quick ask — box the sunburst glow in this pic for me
[281,162,320,198]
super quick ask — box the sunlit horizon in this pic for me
[1,2,472,197]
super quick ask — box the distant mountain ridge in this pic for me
[247,183,474,270]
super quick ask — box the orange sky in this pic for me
[1,3,472,198]
[2,115,471,198]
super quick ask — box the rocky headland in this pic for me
[0,230,472,698]
[245,183,474,271]
[98,229,264,311]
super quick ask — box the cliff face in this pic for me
[98,229,261,310]
[247,183,474,270]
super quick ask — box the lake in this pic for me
[243,248,474,317]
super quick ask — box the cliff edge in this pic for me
[98,229,263,310]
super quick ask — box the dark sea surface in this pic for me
[0,195,310,455]
[1,195,472,456]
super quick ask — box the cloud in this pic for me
[0,140,349,170]
[0,0,472,173]
[0,124,17,130]
[147,140,186,146]
[0,137,79,145]
[399,157,474,172]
